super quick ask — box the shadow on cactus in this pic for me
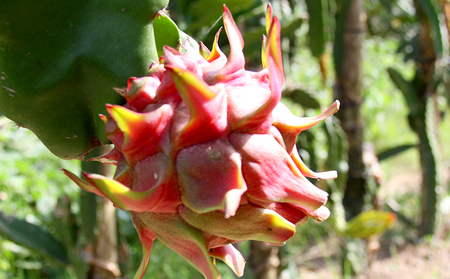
[63,5,340,279]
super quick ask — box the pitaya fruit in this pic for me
[63,5,340,279]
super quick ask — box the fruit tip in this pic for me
[113,87,127,97]
[99,114,107,122]
[335,100,341,110]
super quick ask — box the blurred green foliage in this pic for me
[1,0,450,278]
[0,118,80,278]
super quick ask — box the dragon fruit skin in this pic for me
[63,5,340,279]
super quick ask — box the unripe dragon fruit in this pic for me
[64,5,339,279]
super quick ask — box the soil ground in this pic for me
[294,158,450,279]
[296,237,450,279]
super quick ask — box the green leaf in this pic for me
[242,17,303,62]
[79,191,98,243]
[305,0,326,58]
[0,211,69,264]
[333,0,352,74]
[280,18,304,38]
[283,87,321,109]
[179,30,200,51]
[377,144,417,162]
[185,0,256,36]
[0,0,169,159]
[154,12,182,58]
[387,67,419,114]
[340,210,397,238]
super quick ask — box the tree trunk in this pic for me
[82,147,121,279]
[91,197,121,279]
[249,241,280,279]
[333,0,365,221]
[333,0,366,276]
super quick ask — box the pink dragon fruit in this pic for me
[64,5,339,279]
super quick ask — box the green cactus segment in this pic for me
[388,65,440,235]
[0,0,170,159]
[415,97,439,235]
[387,68,420,116]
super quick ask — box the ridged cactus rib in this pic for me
[64,5,340,279]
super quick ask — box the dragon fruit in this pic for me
[64,5,339,279]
